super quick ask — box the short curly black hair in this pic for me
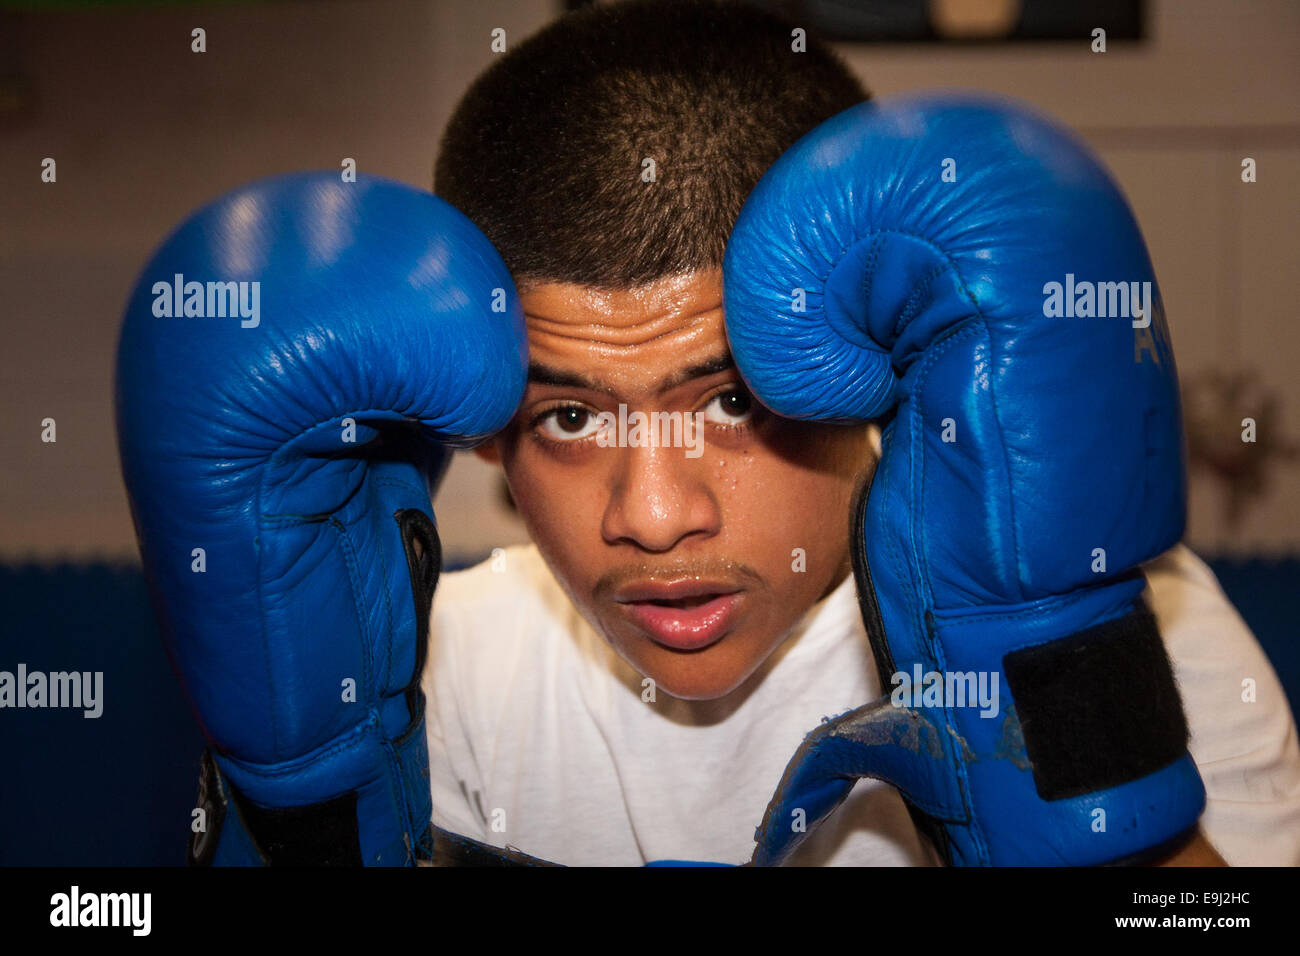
[434,0,867,291]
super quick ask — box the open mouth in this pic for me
[618,592,743,651]
[610,576,747,651]
[641,594,721,610]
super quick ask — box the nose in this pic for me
[601,440,721,553]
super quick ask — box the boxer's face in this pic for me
[480,268,872,701]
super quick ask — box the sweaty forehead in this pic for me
[519,269,727,396]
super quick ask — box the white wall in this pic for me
[1,0,1296,563]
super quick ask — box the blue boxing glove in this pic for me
[726,93,1206,866]
[116,172,527,865]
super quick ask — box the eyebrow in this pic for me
[527,353,736,396]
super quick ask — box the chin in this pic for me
[653,674,736,702]
[629,639,764,702]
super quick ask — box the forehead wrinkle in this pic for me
[520,269,727,396]
[521,269,724,347]
[525,307,720,349]
[528,349,735,398]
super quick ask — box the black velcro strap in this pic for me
[235,790,363,867]
[1002,605,1190,801]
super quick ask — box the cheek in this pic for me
[742,471,852,575]
[717,427,867,571]
[499,439,605,579]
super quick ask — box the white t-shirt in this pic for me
[423,543,1300,866]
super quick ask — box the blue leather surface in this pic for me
[114,172,527,864]
[726,93,1206,865]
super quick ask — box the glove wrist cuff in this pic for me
[196,692,434,866]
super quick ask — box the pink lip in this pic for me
[619,592,742,651]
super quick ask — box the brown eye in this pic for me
[703,389,753,425]
[556,407,589,432]
[538,405,603,442]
